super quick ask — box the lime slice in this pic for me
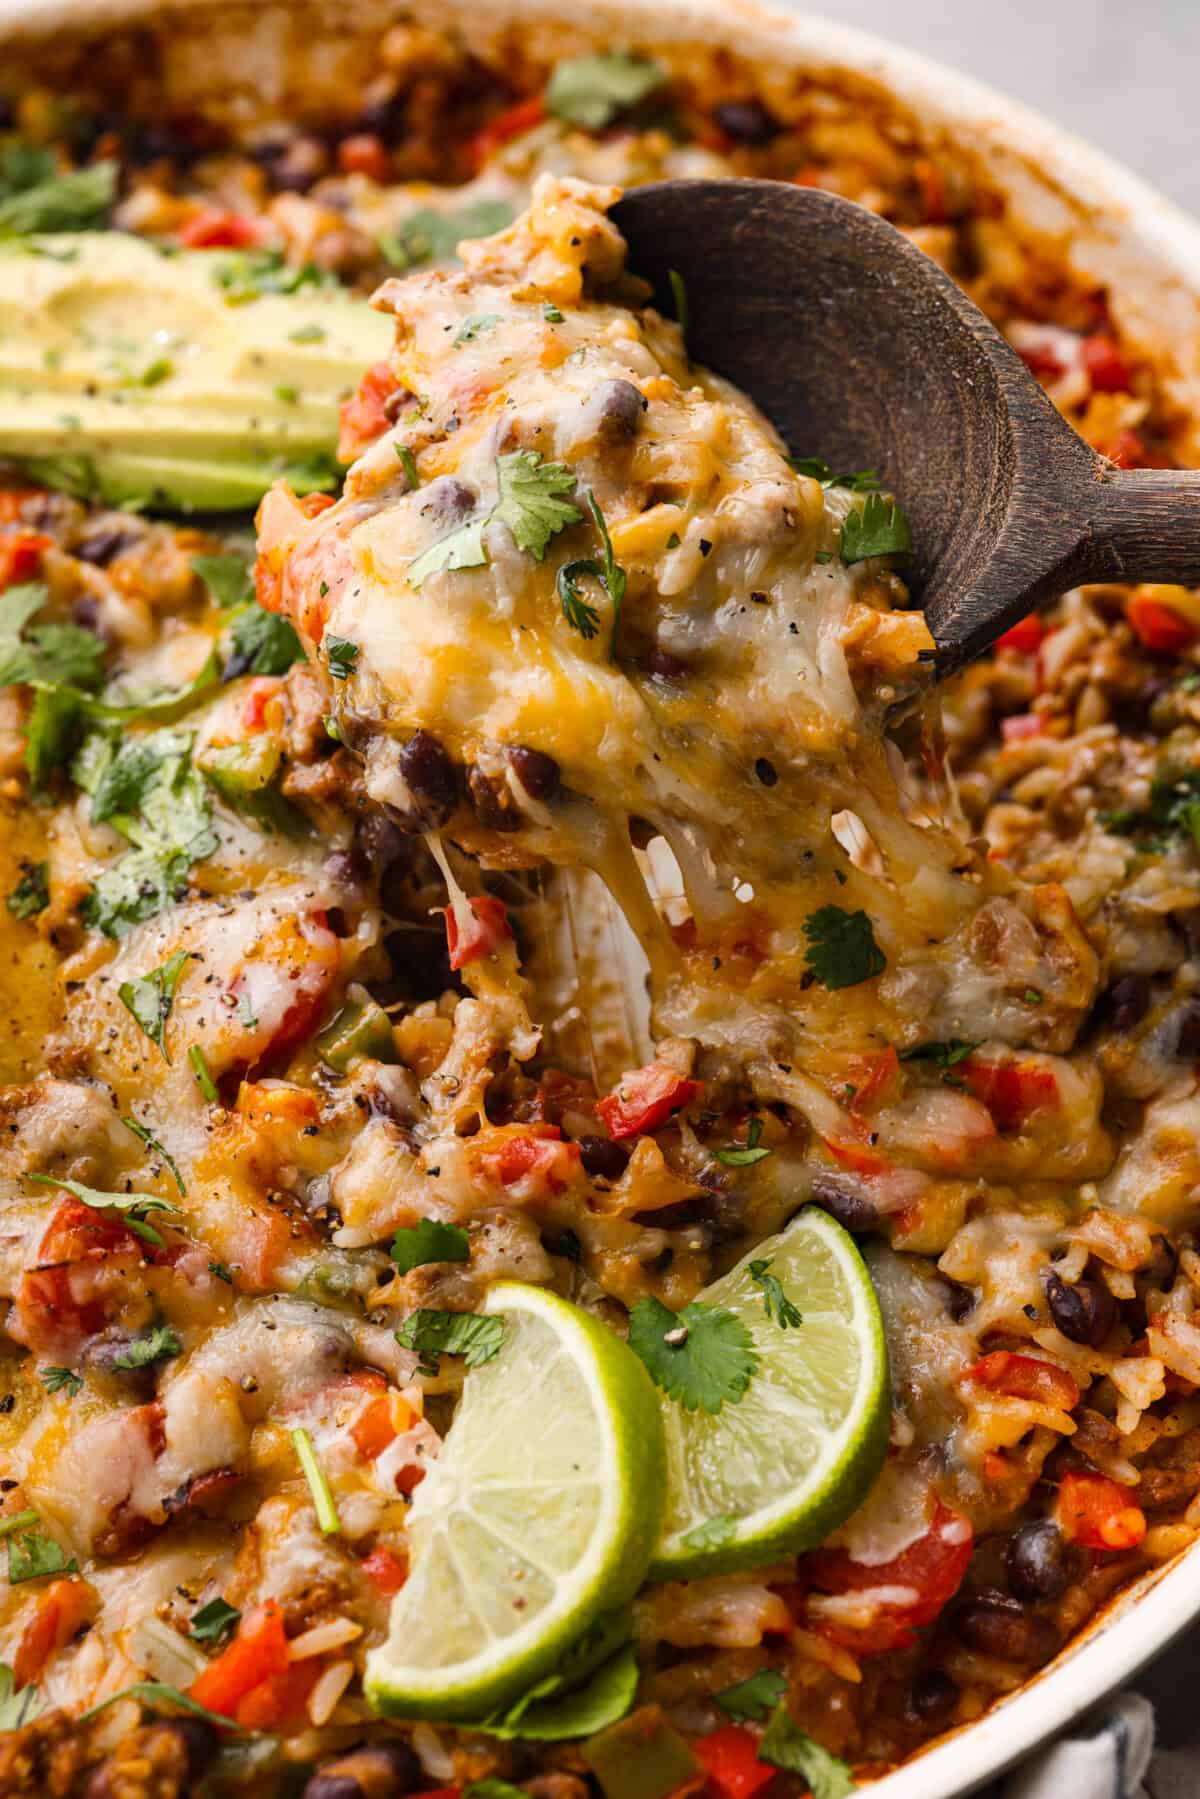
[365,1280,666,1720]
[651,1206,889,1578]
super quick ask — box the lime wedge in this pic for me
[651,1206,889,1578]
[365,1281,666,1720]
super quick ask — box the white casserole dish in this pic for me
[4,1,1200,1790]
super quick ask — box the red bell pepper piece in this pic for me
[337,358,406,462]
[806,1502,973,1655]
[189,1600,288,1718]
[361,1545,408,1596]
[469,96,545,171]
[962,1349,1079,1411]
[177,208,268,249]
[994,612,1045,656]
[13,1577,96,1688]
[693,1724,775,1799]
[444,895,512,970]
[958,1056,1058,1132]
[1056,1471,1146,1550]
[1126,591,1198,655]
[597,1061,702,1140]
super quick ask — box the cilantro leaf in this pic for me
[494,450,582,559]
[715,1667,788,1724]
[192,554,253,610]
[226,604,304,679]
[380,199,515,271]
[748,1258,803,1329]
[325,635,359,680]
[210,249,334,304]
[0,582,105,689]
[189,1044,219,1103]
[81,1681,239,1730]
[545,53,665,130]
[123,1118,186,1196]
[627,1297,757,1414]
[7,860,48,919]
[839,491,911,565]
[391,1218,470,1275]
[7,1528,77,1585]
[791,457,882,493]
[188,1597,240,1645]
[757,1704,856,1798]
[680,1515,736,1552]
[78,731,217,938]
[455,313,503,344]
[118,948,190,1061]
[24,684,86,785]
[113,1325,182,1371]
[713,1116,773,1167]
[0,1662,41,1731]
[803,907,885,990]
[395,1309,505,1375]
[557,490,626,655]
[40,1366,82,1397]
[91,651,220,725]
[408,517,488,589]
[474,1612,638,1742]
[0,160,115,234]
[25,1172,173,1247]
[900,1039,980,1069]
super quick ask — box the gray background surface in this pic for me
[782,0,1199,1761]
[812,0,1200,219]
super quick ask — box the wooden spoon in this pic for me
[611,179,1200,671]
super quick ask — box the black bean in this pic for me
[398,730,456,826]
[809,1175,878,1233]
[324,849,366,896]
[1007,1519,1072,1602]
[302,1778,362,1799]
[0,97,14,133]
[128,121,205,166]
[955,1597,1056,1663]
[755,757,778,787]
[907,1667,959,1725]
[269,136,330,193]
[354,91,409,145]
[420,477,477,525]
[466,763,520,832]
[647,645,689,681]
[302,1742,419,1799]
[354,811,406,872]
[713,98,781,144]
[939,1277,976,1323]
[75,524,141,566]
[384,928,457,1002]
[1170,998,1200,1060]
[509,744,561,802]
[578,1135,631,1180]
[589,377,646,440]
[1045,1270,1116,1346]
[1103,973,1150,1035]
[151,1718,219,1779]
[1141,1234,1179,1287]
[382,384,414,423]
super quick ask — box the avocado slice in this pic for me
[0,233,393,512]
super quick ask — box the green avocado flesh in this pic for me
[0,232,393,511]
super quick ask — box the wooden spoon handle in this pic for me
[1081,466,1200,589]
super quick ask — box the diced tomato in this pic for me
[9,1199,158,1356]
[597,1061,702,1140]
[395,1462,427,1497]
[469,95,546,171]
[351,1393,399,1461]
[1056,1471,1146,1551]
[958,1056,1058,1133]
[1126,591,1198,655]
[995,613,1045,656]
[1001,712,1047,743]
[189,1601,288,1718]
[337,133,392,182]
[236,1082,322,1131]
[848,1047,901,1117]
[806,1502,973,1655]
[239,675,283,734]
[962,1350,1080,1411]
[0,530,50,591]
[823,1136,891,1177]
[337,359,406,462]
[235,1658,321,1730]
[478,1124,582,1192]
[361,1545,408,1596]
[444,895,512,971]
[693,1724,775,1799]
[0,489,44,524]
[177,209,269,249]
[1082,332,1133,394]
[13,1577,97,1688]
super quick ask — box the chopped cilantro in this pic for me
[7,1526,77,1585]
[81,1681,239,1730]
[900,1038,981,1069]
[0,1511,36,1538]
[680,1515,736,1552]
[494,450,581,558]
[0,1662,42,1730]
[379,199,515,271]
[544,53,665,131]
[291,1426,340,1535]
[208,1259,233,1284]
[668,268,689,340]
[1024,987,1044,1005]
[274,383,298,405]
[791,457,882,492]
[40,1366,82,1398]
[557,489,626,655]
[189,1044,219,1103]
[226,603,304,679]
[288,323,326,345]
[210,248,333,304]
[748,1258,803,1329]
[188,1597,240,1645]
[474,1614,637,1741]
[0,159,115,234]
[113,1325,182,1371]
[7,860,48,919]
[117,948,190,1061]
[93,650,220,724]
[123,1119,186,1197]
[25,1172,173,1248]
[757,1704,856,1798]
[396,445,419,488]
[543,303,564,323]
[713,1116,773,1167]
[455,312,503,344]
[0,581,106,690]
[138,357,173,387]
[803,907,885,990]
[714,1667,788,1723]
[396,1308,505,1375]
[391,1218,470,1275]
[76,728,217,938]
[840,491,912,564]
[408,516,488,588]
[326,635,359,680]
[627,1296,757,1415]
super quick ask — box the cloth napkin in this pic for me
[986,1676,1200,1799]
